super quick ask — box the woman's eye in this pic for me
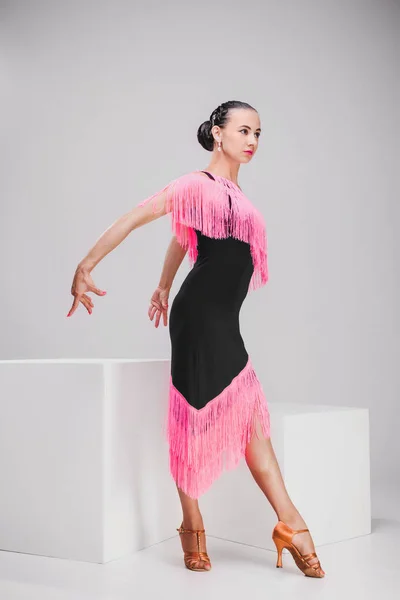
[240,129,260,138]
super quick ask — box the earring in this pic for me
[217,141,222,152]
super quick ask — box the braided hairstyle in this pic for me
[197,100,257,152]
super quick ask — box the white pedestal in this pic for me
[0,359,180,563]
[0,360,371,562]
[202,403,371,550]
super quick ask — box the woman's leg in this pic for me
[244,418,325,574]
[176,484,211,570]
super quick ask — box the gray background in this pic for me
[1,0,399,492]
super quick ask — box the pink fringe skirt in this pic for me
[164,357,270,499]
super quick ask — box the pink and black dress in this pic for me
[138,170,270,499]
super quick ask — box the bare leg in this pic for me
[244,418,325,574]
[176,484,211,570]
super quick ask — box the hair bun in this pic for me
[197,120,214,152]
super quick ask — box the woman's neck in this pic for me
[204,160,240,186]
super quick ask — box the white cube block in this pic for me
[0,359,181,563]
[201,403,371,550]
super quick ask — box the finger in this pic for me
[82,294,94,307]
[154,309,161,328]
[149,299,161,310]
[149,305,157,321]
[148,302,154,318]
[88,285,107,296]
[67,296,80,317]
[80,297,92,315]
[152,300,162,311]
[162,309,168,327]
[148,301,160,319]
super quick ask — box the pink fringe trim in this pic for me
[137,171,269,292]
[163,357,271,499]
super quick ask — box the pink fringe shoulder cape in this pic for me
[138,171,270,499]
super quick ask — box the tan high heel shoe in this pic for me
[272,520,325,578]
[176,523,212,571]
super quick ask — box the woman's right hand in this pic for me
[148,285,170,327]
[67,266,107,317]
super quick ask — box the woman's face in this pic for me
[214,108,261,162]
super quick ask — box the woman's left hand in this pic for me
[148,286,170,327]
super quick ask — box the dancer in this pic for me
[68,101,325,577]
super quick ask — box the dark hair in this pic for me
[197,100,257,151]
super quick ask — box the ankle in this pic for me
[182,515,204,529]
[277,509,306,529]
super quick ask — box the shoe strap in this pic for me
[177,526,205,534]
[293,528,309,533]
[301,551,317,561]
[300,552,321,571]
[184,551,210,559]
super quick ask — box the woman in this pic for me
[67,101,325,577]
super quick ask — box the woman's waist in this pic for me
[178,262,253,305]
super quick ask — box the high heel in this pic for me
[272,520,325,578]
[177,523,212,571]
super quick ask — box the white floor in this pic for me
[0,482,398,600]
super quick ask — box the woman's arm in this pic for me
[158,236,187,291]
[68,189,169,317]
[148,236,187,328]
[78,189,169,272]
